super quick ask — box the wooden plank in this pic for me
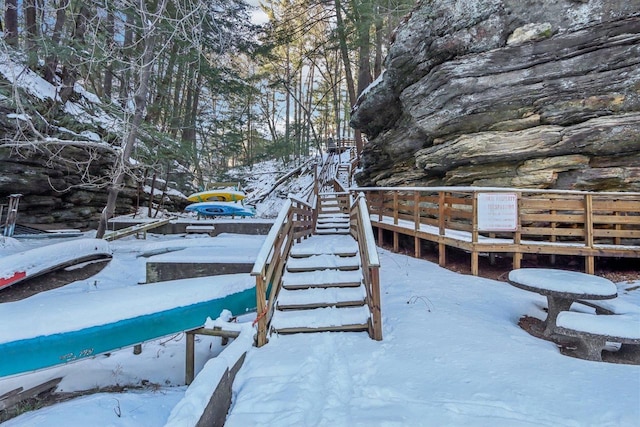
[0,387,23,402]
[592,215,640,225]
[0,378,62,411]
[593,229,640,238]
[520,213,585,222]
[521,199,584,209]
[104,218,173,241]
[592,200,639,211]
[520,227,585,237]
[444,196,473,205]
[273,323,369,334]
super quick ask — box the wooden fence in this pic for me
[358,187,640,275]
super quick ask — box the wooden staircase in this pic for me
[269,221,370,335]
[315,193,350,235]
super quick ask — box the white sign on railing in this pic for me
[477,193,518,232]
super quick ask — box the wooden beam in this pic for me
[0,378,62,411]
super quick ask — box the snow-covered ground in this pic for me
[1,230,638,425]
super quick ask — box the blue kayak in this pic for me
[185,201,255,217]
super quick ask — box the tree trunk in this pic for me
[334,0,363,154]
[374,14,383,79]
[60,4,89,103]
[4,0,18,47]
[96,3,158,238]
[169,57,186,137]
[148,42,178,124]
[24,0,39,68]
[103,10,114,99]
[44,0,70,84]
[119,11,135,105]
[333,53,341,141]
[285,44,291,161]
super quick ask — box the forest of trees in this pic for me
[1,0,415,191]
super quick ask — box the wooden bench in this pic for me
[555,311,640,362]
[185,225,216,235]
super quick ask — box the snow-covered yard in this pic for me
[1,231,638,426]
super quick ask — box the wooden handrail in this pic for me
[351,193,382,340]
[359,187,640,275]
[252,197,314,346]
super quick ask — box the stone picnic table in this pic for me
[507,268,618,337]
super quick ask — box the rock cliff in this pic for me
[351,0,640,191]
[0,106,190,230]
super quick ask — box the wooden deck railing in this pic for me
[358,187,640,275]
[350,193,382,340]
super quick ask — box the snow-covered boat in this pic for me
[0,239,112,291]
[0,275,256,377]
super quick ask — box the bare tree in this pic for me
[96,0,164,238]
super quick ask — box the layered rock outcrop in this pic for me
[0,144,134,229]
[351,0,640,191]
[0,108,190,229]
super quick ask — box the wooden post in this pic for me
[393,231,399,252]
[369,267,382,341]
[489,233,496,265]
[550,208,557,265]
[393,191,399,225]
[513,192,522,270]
[255,275,268,347]
[438,191,446,267]
[185,331,195,385]
[413,191,421,258]
[471,193,479,276]
[413,191,420,231]
[614,209,622,246]
[584,194,595,274]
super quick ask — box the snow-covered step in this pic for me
[290,235,358,257]
[276,286,366,310]
[286,254,359,272]
[319,206,342,214]
[282,269,362,289]
[317,214,350,222]
[315,227,350,235]
[270,306,370,334]
[316,221,349,229]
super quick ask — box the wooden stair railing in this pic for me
[251,197,314,347]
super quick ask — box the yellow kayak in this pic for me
[187,190,246,203]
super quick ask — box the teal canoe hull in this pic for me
[0,287,255,377]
